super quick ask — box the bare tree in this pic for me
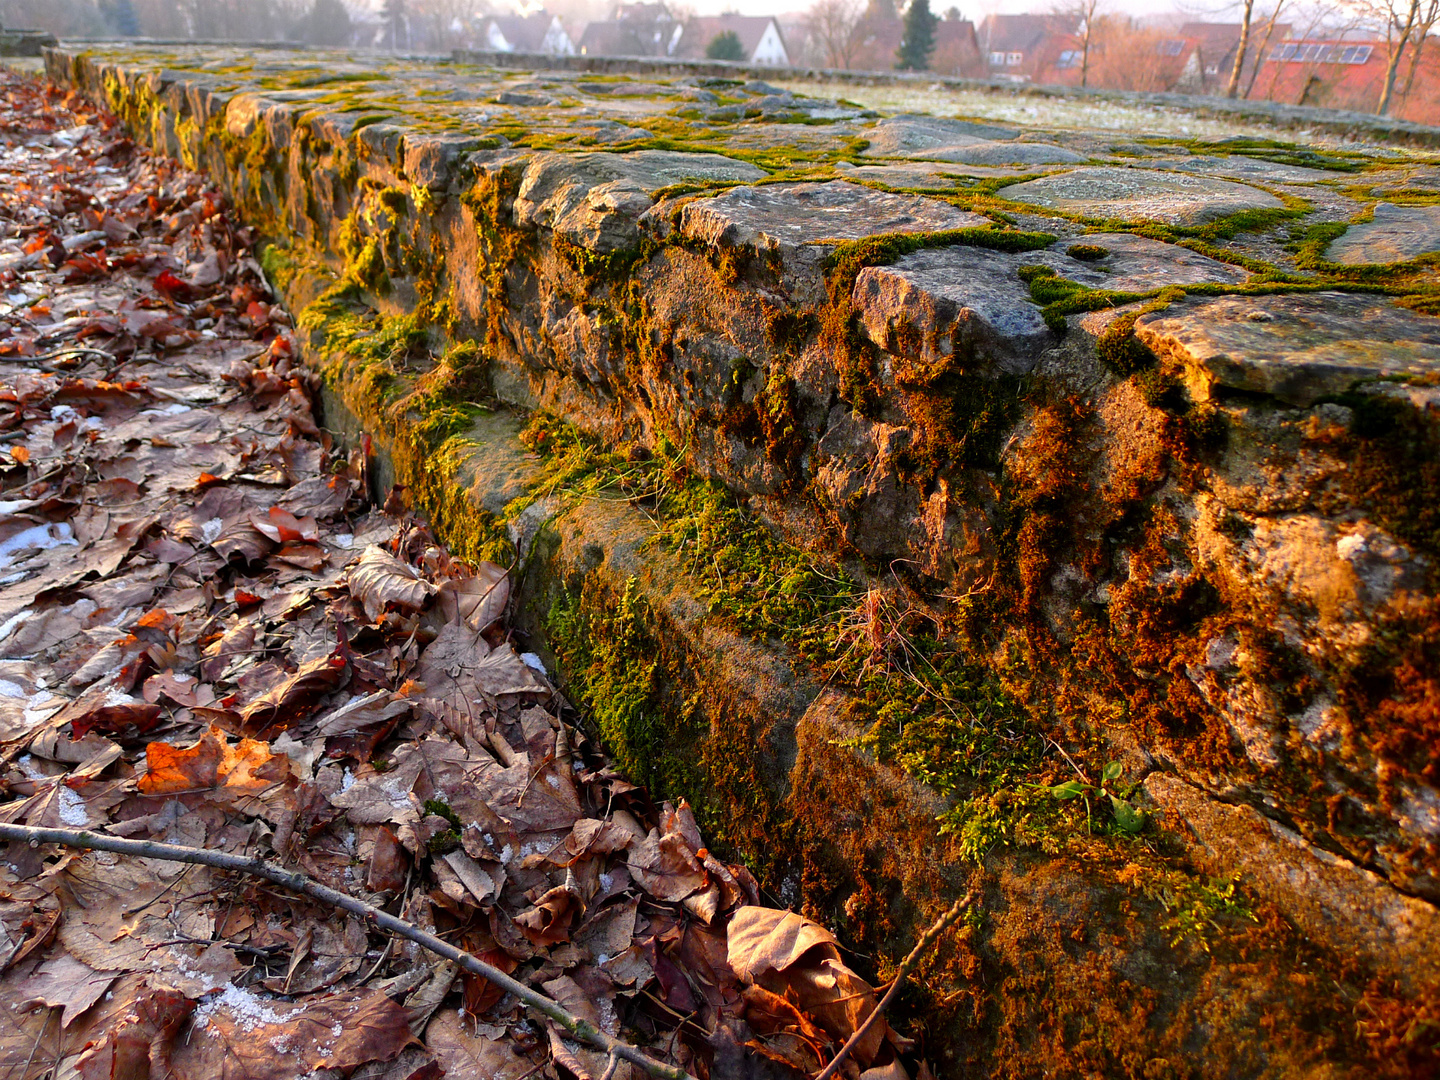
[1055,0,1103,87]
[1242,1,1287,98]
[1396,0,1439,107]
[1365,0,1421,114]
[807,0,864,68]
[1225,0,1256,96]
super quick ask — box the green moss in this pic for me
[547,577,703,800]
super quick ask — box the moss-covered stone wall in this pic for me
[44,43,1440,1077]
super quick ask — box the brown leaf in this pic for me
[138,724,290,801]
[514,883,582,946]
[17,952,119,1028]
[349,545,436,622]
[238,651,348,735]
[249,506,318,544]
[727,907,891,1066]
[75,980,194,1080]
[434,561,509,631]
[426,1008,542,1080]
[726,906,843,983]
[57,684,164,740]
[627,829,707,902]
[171,986,416,1080]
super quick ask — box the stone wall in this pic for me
[43,44,1440,1077]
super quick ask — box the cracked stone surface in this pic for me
[1326,201,1440,265]
[671,180,990,300]
[1001,166,1286,225]
[512,149,765,250]
[1134,291,1440,404]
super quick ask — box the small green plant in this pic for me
[1036,761,1145,835]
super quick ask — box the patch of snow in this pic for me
[0,500,28,513]
[24,690,58,725]
[0,609,31,644]
[201,518,224,545]
[340,767,356,792]
[57,784,88,826]
[520,652,546,674]
[103,687,137,708]
[0,522,78,570]
[49,405,78,422]
[194,984,288,1033]
[0,679,25,698]
[332,533,354,549]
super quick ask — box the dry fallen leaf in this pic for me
[139,725,291,802]
[170,986,417,1080]
[349,545,437,622]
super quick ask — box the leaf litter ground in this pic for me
[0,72,926,1080]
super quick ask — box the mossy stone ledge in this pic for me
[45,43,1440,1078]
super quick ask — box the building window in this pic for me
[1057,50,1080,68]
[1337,44,1372,63]
[1158,38,1185,56]
[1006,51,1023,65]
[989,50,1005,65]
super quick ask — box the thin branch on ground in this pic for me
[0,822,699,1080]
[813,891,976,1080]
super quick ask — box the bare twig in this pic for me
[813,892,976,1080]
[0,822,699,1080]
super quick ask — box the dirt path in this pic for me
[0,72,917,1080]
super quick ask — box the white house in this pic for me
[482,13,577,56]
[676,16,790,65]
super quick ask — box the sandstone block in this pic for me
[1134,292,1440,405]
[1001,166,1284,225]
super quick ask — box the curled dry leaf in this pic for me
[250,505,319,544]
[627,829,707,903]
[727,906,891,1067]
[349,545,437,622]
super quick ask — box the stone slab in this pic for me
[1326,201,1440,265]
[513,149,766,251]
[674,180,990,301]
[932,141,1087,165]
[853,233,1249,374]
[1144,773,1440,992]
[1134,291,1440,405]
[1164,154,1335,184]
[1001,166,1285,226]
[860,113,1021,158]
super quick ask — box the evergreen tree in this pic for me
[705,30,745,60]
[895,0,937,70]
